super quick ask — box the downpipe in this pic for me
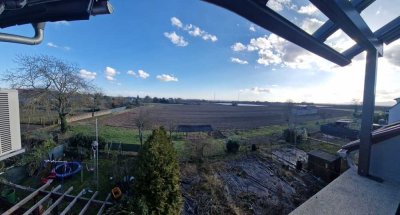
[0,22,45,45]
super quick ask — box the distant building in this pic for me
[388,98,400,124]
[320,119,359,140]
[307,149,341,182]
[291,105,318,116]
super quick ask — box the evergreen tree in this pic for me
[133,127,182,215]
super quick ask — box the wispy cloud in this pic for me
[231,57,248,65]
[171,17,183,28]
[127,70,136,76]
[169,17,218,42]
[164,32,188,47]
[156,74,178,82]
[267,0,297,12]
[52,21,70,26]
[297,4,318,15]
[249,24,256,32]
[105,66,117,81]
[79,69,96,80]
[241,87,271,94]
[138,70,150,79]
[47,42,71,51]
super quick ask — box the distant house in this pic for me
[291,105,318,116]
[320,119,359,140]
[388,98,400,124]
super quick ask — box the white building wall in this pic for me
[388,104,400,124]
[369,135,400,184]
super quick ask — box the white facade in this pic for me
[388,99,400,124]
[0,89,22,158]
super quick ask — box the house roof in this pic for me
[308,149,340,162]
[341,121,400,152]
[176,125,213,133]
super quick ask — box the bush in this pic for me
[68,133,106,149]
[133,127,182,215]
[17,139,56,176]
[226,140,240,153]
[283,129,303,144]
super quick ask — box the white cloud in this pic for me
[169,18,218,43]
[171,17,183,28]
[184,24,218,42]
[231,57,248,65]
[164,32,188,47]
[301,18,324,34]
[231,42,247,52]
[79,69,96,80]
[47,42,58,48]
[47,42,71,51]
[249,24,256,32]
[105,66,117,81]
[267,0,297,12]
[156,74,178,82]
[138,70,150,79]
[127,70,136,76]
[298,4,318,15]
[385,40,400,67]
[52,21,70,26]
[241,87,271,94]
[231,33,334,70]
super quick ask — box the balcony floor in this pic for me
[290,169,400,215]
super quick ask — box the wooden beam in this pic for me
[2,180,53,215]
[59,189,86,215]
[23,185,62,215]
[79,191,98,215]
[42,187,73,215]
[96,193,111,215]
[0,180,112,206]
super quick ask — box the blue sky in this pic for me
[0,0,399,105]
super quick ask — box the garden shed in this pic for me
[307,149,341,182]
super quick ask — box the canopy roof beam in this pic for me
[310,0,383,56]
[344,17,400,59]
[313,0,375,42]
[203,0,351,66]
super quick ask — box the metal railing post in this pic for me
[358,48,378,176]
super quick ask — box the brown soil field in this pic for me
[100,103,351,130]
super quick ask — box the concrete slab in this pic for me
[290,169,400,215]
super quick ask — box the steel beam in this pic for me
[310,0,382,56]
[203,0,351,66]
[358,49,378,176]
[343,17,400,59]
[313,0,375,41]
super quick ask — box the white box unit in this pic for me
[0,89,22,158]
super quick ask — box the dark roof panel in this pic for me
[308,149,340,162]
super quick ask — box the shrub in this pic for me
[68,133,106,149]
[17,139,56,176]
[133,127,182,215]
[226,140,240,153]
[283,129,303,144]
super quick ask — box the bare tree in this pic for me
[135,107,152,146]
[3,55,93,133]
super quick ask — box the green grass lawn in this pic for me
[68,124,152,145]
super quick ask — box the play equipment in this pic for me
[54,162,82,179]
